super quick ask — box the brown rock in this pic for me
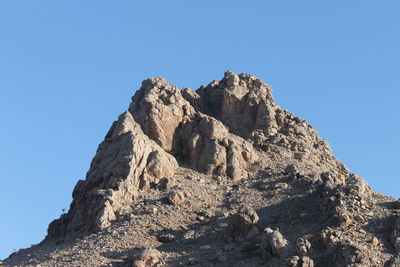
[157,177,174,191]
[157,233,175,243]
[195,71,277,139]
[285,164,299,180]
[47,112,178,240]
[231,206,259,237]
[133,248,161,267]
[288,256,314,267]
[167,190,185,205]
[261,228,288,259]
[181,87,201,111]
[4,71,393,267]
[178,115,258,181]
[300,256,314,267]
[129,77,195,152]
[129,76,258,181]
[371,236,379,246]
[347,173,371,197]
[288,256,301,267]
[296,237,311,256]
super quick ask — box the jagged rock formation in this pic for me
[3,71,399,267]
[129,76,258,182]
[47,112,178,240]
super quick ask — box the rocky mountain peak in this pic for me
[183,70,276,139]
[45,71,351,242]
[5,72,399,267]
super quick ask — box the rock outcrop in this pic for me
[231,206,260,240]
[261,227,289,259]
[188,71,277,139]
[47,73,265,240]
[5,71,395,267]
[47,112,178,240]
[45,71,354,241]
[129,76,259,182]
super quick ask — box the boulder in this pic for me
[285,164,299,180]
[133,248,162,267]
[296,238,311,256]
[347,173,371,197]
[231,206,259,238]
[157,233,175,243]
[157,177,174,191]
[261,228,289,259]
[300,256,314,267]
[167,190,186,206]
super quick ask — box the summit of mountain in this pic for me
[3,72,399,267]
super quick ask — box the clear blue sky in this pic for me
[0,0,399,259]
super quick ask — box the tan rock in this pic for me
[167,190,185,205]
[178,115,258,181]
[157,177,174,191]
[43,71,358,248]
[347,173,371,197]
[288,256,314,267]
[133,248,161,267]
[129,77,258,181]
[195,71,276,139]
[372,236,379,246]
[301,256,314,267]
[181,87,201,111]
[129,77,195,152]
[231,206,259,237]
[261,227,289,259]
[288,256,301,267]
[47,112,178,240]
[296,237,311,256]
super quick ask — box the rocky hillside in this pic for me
[3,71,400,267]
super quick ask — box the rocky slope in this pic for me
[3,71,400,267]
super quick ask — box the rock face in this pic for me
[5,71,397,267]
[191,71,276,139]
[44,71,366,243]
[47,72,264,240]
[47,112,178,240]
[129,76,259,182]
[129,77,195,153]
